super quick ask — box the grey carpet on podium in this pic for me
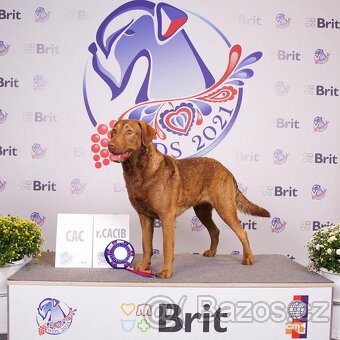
[9,253,331,285]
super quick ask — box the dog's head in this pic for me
[108,120,156,162]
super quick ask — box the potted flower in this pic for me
[307,223,340,287]
[0,215,44,333]
[307,223,340,339]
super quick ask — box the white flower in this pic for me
[316,244,320,250]
[328,236,336,243]
[336,249,340,256]
[327,248,332,255]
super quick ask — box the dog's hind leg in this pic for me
[194,203,220,257]
[214,200,254,265]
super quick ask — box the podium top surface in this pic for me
[8,253,332,287]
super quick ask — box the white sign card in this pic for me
[55,214,94,268]
[92,214,129,268]
[55,214,129,268]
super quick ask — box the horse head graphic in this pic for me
[37,298,66,322]
[85,1,263,167]
[88,1,215,104]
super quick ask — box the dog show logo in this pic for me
[33,74,47,90]
[274,81,290,96]
[36,298,77,335]
[273,149,289,165]
[30,211,46,226]
[84,1,262,168]
[35,7,50,22]
[31,143,47,159]
[285,295,309,338]
[271,217,286,233]
[191,215,204,231]
[0,40,10,56]
[313,116,328,132]
[0,109,8,123]
[276,14,291,29]
[311,184,327,200]
[70,178,86,194]
[0,179,7,192]
[237,182,248,195]
[314,49,330,64]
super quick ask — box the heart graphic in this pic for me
[121,303,136,317]
[160,103,195,136]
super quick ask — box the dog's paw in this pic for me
[242,254,254,265]
[157,269,173,279]
[135,262,150,271]
[203,249,216,257]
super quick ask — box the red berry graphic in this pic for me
[100,149,109,158]
[97,124,108,135]
[91,134,100,143]
[101,138,109,147]
[91,144,100,153]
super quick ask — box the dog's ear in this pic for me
[139,120,156,146]
[155,3,188,41]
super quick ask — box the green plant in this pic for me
[307,223,340,273]
[0,215,44,267]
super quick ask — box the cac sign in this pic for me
[55,214,129,268]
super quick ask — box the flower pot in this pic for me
[0,257,30,334]
[321,270,340,302]
[321,270,340,339]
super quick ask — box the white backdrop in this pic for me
[1,0,339,267]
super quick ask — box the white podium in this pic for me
[8,253,333,340]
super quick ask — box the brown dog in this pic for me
[108,119,270,278]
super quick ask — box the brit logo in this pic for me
[70,178,86,194]
[36,298,77,335]
[35,7,50,22]
[0,109,8,123]
[305,17,316,28]
[0,179,7,192]
[191,216,204,232]
[84,1,262,168]
[311,184,327,200]
[30,212,46,226]
[273,149,289,165]
[313,116,328,132]
[274,81,290,96]
[285,295,309,338]
[31,143,47,159]
[314,49,330,64]
[0,40,10,56]
[271,217,286,233]
[120,302,152,333]
[276,14,291,29]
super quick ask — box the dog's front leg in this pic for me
[157,214,176,279]
[135,213,154,271]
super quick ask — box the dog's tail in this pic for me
[236,188,270,217]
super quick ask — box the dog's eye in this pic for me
[125,29,135,36]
